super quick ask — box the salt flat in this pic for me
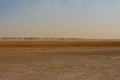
[0,48,120,80]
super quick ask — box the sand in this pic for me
[0,49,120,80]
[0,40,120,80]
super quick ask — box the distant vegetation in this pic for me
[0,37,83,41]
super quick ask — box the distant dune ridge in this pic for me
[0,37,120,49]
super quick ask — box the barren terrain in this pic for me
[0,39,120,80]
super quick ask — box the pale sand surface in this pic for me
[0,48,120,80]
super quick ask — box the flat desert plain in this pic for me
[0,39,120,80]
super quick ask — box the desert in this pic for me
[1,0,120,80]
[0,39,120,80]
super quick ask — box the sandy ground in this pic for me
[0,48,120,80]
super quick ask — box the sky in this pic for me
[0,0,120,39]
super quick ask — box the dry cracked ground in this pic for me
[0,48,120,80]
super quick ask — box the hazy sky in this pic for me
[0,0,120,39]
